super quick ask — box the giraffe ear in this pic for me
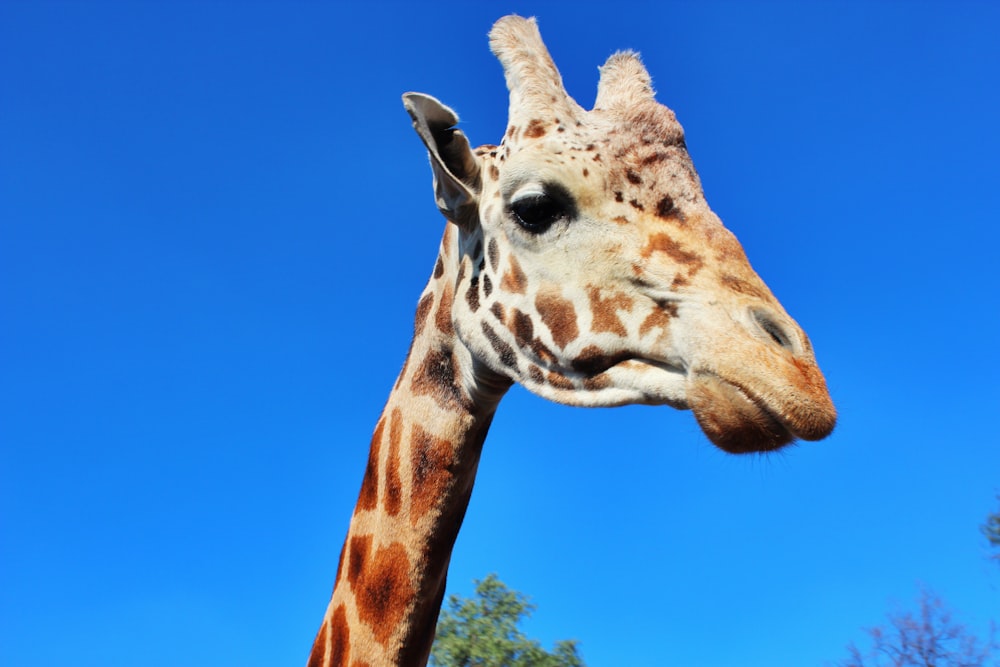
[403,93,482,229]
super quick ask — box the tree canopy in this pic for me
[983,496,1000,562]
[839,589,997,667]
[430,574,586,667]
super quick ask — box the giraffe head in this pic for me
[403,16,835,453]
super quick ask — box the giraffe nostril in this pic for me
[751,308,801,354]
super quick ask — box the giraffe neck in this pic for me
[308,225,510,667]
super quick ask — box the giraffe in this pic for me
[307,15,836,666]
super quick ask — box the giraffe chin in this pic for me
[687,373,796,454]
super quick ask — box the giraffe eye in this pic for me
[509,191,567,233]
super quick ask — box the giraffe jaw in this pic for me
[516,356,691,410]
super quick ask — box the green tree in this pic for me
[430,574,586,667]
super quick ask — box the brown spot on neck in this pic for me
[307,617,328,667]
[410,424,454,525]
[347,534,371,589]
[411,348,469,411]
[414,293,434,337]
[328,605,350,666]
[385,408,403,516]
[435,284,455,335]
[356,417,385,512]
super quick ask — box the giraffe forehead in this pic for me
[496,110,694,198]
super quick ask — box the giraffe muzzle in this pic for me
[686,368,836,454]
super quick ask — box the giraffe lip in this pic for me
[687,372,795,453]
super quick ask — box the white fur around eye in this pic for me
[509,183,547,204]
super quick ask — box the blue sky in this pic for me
[2,2,998,666]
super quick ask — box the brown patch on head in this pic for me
[354,541,414,646]
[411,348,468,410]
[629,199,644,211]
[489,164,500,181]
[626,169,642,185]
[482,273,493,298]
[410,424,453,525]
[356,417,384,512]
[481,321,518,370]
[587,287,632,336]
[525,118,547,138]
[490,301,505,322]
[528,364,545,385]
[385,408,403,516]
[433,256,444,279]
[641,152,669,166]
[614,191,624,203]
[328,605,350,667]
[639,302,678,336]
[641,233,704,277]
[655,195,676,220]
[535,289,580,349]
[721,274,771,300]
[500,255,528,294]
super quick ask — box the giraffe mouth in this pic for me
[686,372,797,454]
